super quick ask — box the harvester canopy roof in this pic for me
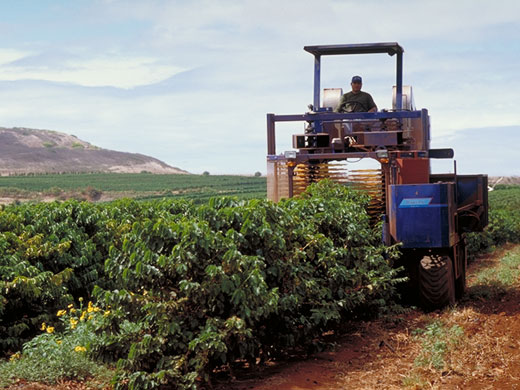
[303,42,404,57]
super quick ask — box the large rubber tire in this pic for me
[418,254,456,310]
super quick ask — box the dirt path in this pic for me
[218,244,520,390]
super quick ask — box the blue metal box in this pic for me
[388,183,456,248]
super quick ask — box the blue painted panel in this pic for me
[389,183,455,248]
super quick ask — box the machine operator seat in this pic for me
[392,85,416,111]
[322,88,343,111]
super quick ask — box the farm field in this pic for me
[0,173,267,203]
[3,246,520,390]
[0,184,518,390]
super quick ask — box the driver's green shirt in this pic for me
[334,91,376,113]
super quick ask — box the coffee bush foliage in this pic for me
[0,181,402,388]
[1,182,517,389]
[0,199,152,352]
[92,180,403,389]
[466,185,520,257]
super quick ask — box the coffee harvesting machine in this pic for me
[266,43,488,308]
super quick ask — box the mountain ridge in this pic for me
[0,127,188,175]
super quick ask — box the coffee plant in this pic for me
[90,181,403,389]
[466,185,520,257]
[0,199,175,352]
[1,182,517,389]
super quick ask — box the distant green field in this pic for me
[0,173,267,202]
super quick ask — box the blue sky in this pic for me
[0,0,519,175]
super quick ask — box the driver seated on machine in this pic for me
[334,75,377,113]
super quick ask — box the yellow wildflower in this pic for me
[69,308,76,314]
[70,318,78,329]
[9,352,21,361]
[40,322,46,331]
[87,301,94,313]
[68,303,74,308]
[80,311,87,321]
[46,326,55,334]
[103,310,111,317]
[57,309,67,317]
[56,340,62,345]
[88,315,93,321]
[74,346,87,353]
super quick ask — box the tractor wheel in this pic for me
[418,254,455,310]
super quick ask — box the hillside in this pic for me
[0,127,188,175]
[489,176,520,186]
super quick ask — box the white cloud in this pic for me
[0,55,185,88]
[0,48,33,65]
[106,0,520,48]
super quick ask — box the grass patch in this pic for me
[412,319,465,370]
[0,350,112,388]
[476,247,520,286]
[43,186,65,197]
[0,187,32,198]
[466,246,520,300]
[401,372,429,388]
[402,319,465,387]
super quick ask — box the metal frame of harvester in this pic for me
[266,42,488,309]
